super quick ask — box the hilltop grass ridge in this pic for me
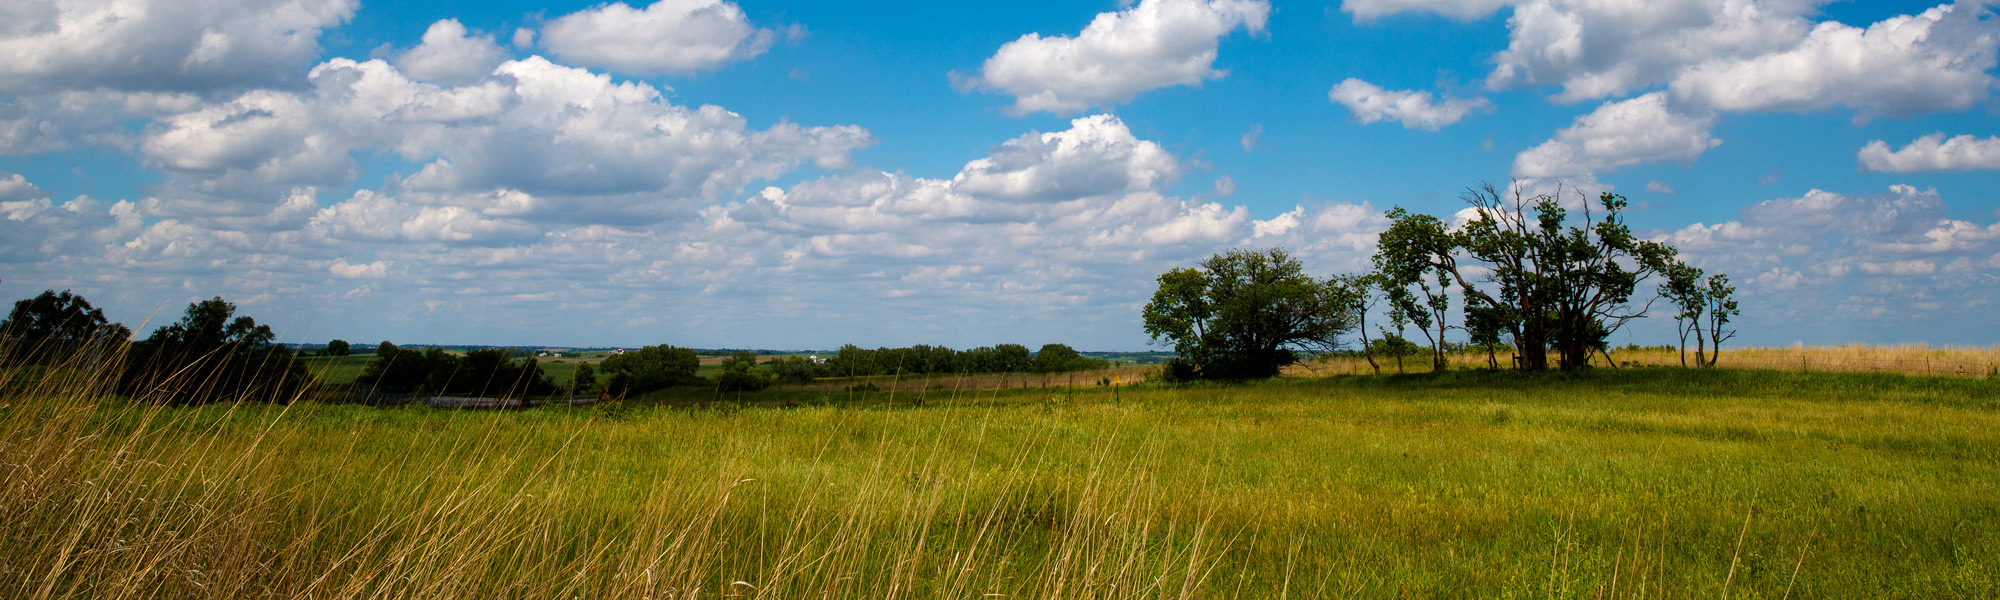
[3,351,1997,599]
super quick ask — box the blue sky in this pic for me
[2,0,1997,350]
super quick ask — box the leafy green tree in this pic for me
[1143,248,1358,379]
[826,344,878,378]
[599,345,699,393]
[357,345,443,392]
[1327,273,1382,375]
[324,339,351,357]
[1375,208,1457,371]
[993,344,1033,373]
[766,356,820,384]
[875,347,916,375]
[1661,261,1708,367]
[457,348,556,398]
[121,297,306,405]
[604,372,633,398]
[1374,331,1420,374]
[910,344,959,374]
[960,346,999,373]
[1,290,130,365]
[714,350,773,391]
[572,362,597,393]
[1464,305,1509,369]
[1701,274,1739,367]
[1031,343,1106,373]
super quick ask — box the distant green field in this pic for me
[6,368,1995,598]
[298,355,373,384]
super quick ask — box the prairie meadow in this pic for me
[4,362,1997,599]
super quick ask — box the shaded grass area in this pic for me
[2,368,1996,598]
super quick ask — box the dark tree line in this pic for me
[356,342,556,398]
[819,342,1107,379]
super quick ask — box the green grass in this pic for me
[3,367,1996,598]
[298,355,375,384]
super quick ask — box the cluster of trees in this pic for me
[0,292,312,405]
[356,342,556,398]
[0,290,131,366]
[597,344,701,395]
[1146,183,1739,379]
[818,343,1108,378]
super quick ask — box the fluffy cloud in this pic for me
[1513,92,1719,178]
[1488,0,1813,103]
[1659,184,2000,327]
[1859,133,2000,173]
[1665,4,1999,117]
[0,0,356,96]
[1329,78,1491,130]
[1670,3,1999,116]
[540,0,776,75]
[1351,0,2000,118]
[135,56,874,222]
[0,178,142,262]
[1,90,204,156]
[958,0,1270,115]
[951,115,1181,202]
[1341,0,1512,21]
[394,20,510,86]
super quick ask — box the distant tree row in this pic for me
[1146,182,1740,379]
[818,343,1107,379]
[3,286,1124,405]
[355,342,556,398]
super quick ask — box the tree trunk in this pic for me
[1358,316,1380,375]
[1514,325,1550,371]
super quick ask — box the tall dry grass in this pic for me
[0,352,1237,600]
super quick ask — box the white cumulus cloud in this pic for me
[958,0,1270,115]
[1329,78,1491,130]
[0,0,357,96]
[395,20,510,86]
[1487,0,1813,103]
[1859,133,2000,173]
[1513,92,1719,178]
[540,0,776,75]
[1670,3,2000,117]
[1349,0,2000,119]
[136,57,874,223]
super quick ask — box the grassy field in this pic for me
[1296,344,2000,379]
[4,367,1995,599]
